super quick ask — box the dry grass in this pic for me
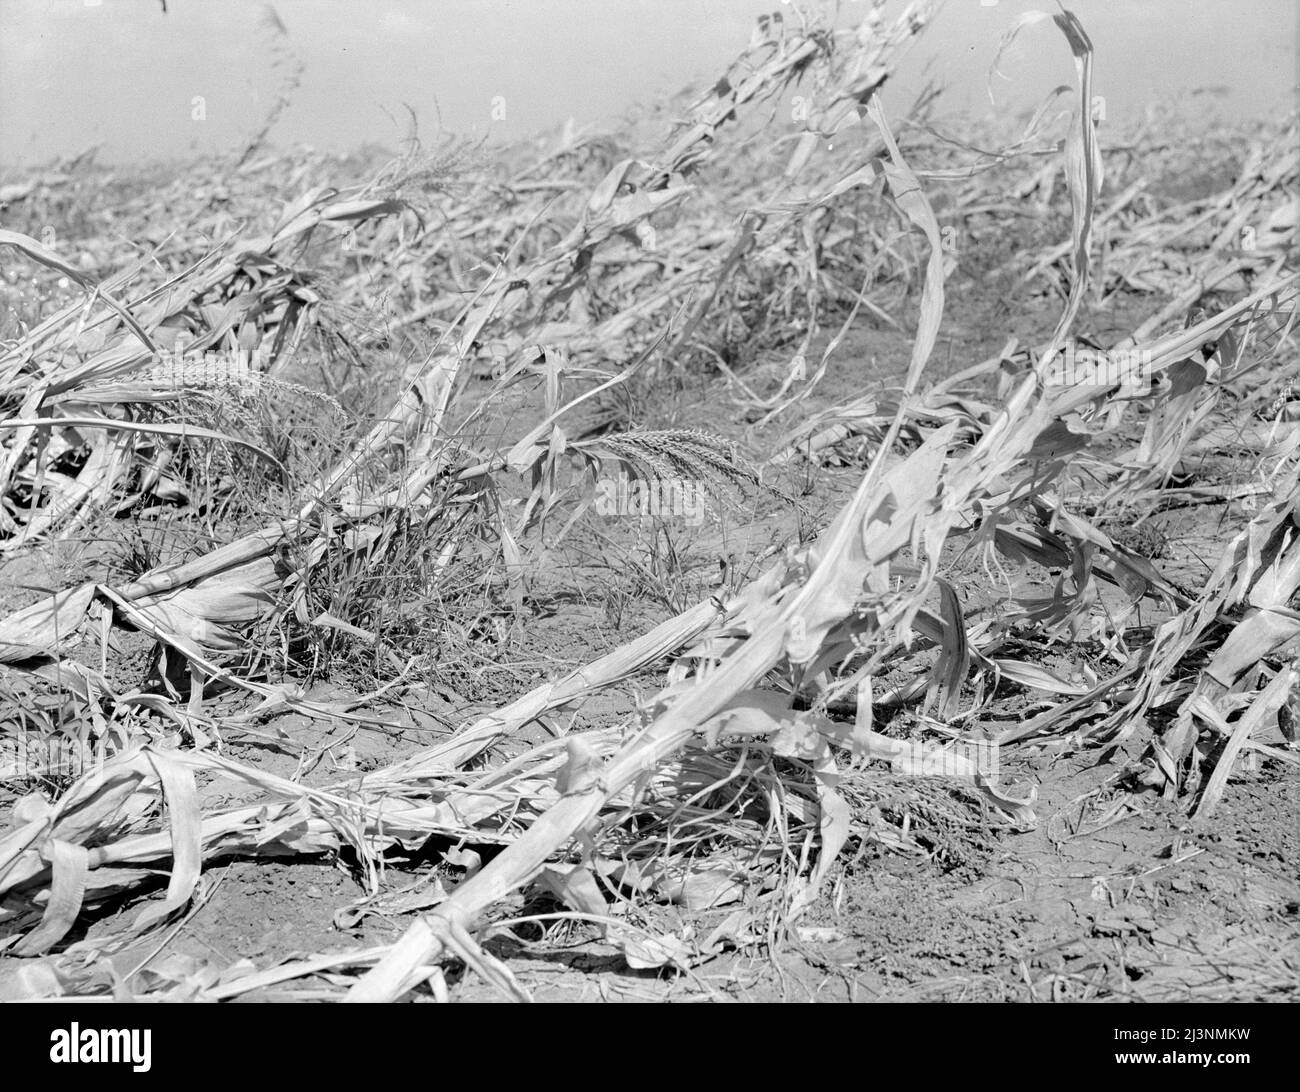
[0,0,1296,1001]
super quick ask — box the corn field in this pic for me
[0,1,1297,1004]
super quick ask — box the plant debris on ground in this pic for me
[0,1,1296,1002]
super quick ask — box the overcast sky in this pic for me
[1,0,1295,167]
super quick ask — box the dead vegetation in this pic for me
[0,1,1296,1002]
